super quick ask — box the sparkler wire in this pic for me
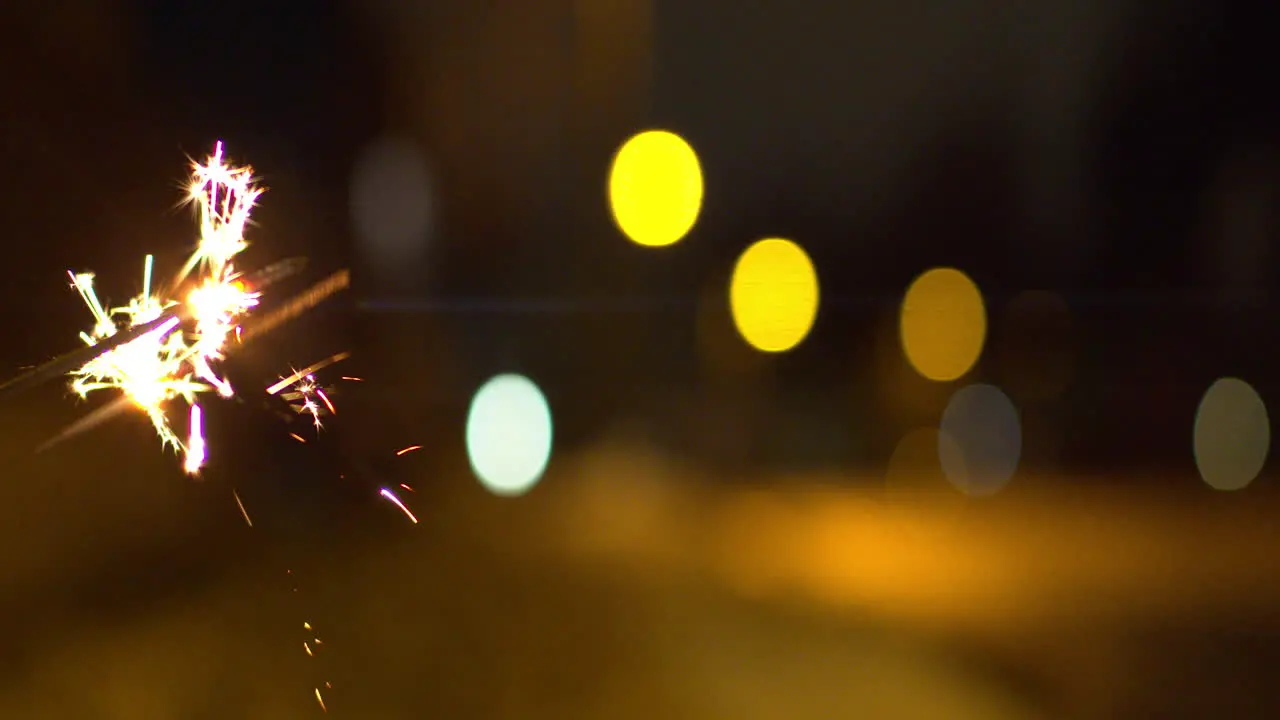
[33,267,350,455]
[0,257,309,402]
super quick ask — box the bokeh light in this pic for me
[729,238,819,353]
[465,374,554,497]
[349,136,434,279]
[1193,377,1269,491]
[885,427,959,496]
[938,384,1021,496]
[899,268,987,382]
[607,129,703,247]
[883,427,968,523]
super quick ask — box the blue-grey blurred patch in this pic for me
[939,383,1022,496]
[349,136,434,291]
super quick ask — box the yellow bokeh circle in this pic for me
[607,130,703,247]
[729,238,819,353]
[899,267,987,382]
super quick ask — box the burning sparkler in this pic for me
[66,142,262,473]
[27,143,420,716]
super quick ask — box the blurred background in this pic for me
[2,0,1280,717]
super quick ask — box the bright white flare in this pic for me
[68,142,263,473]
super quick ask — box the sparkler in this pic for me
[21,143,429,716]
[32,260,330,455]
[66,142,262,473]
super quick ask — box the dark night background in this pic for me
[2,1,1280,717]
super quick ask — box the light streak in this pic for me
[395,445,421,456]
[314,688,327,713]
[182,404,206,474]
[35,395,133,454]
[240,269,349,343]
[232,488,252,527]
[379,487,419,524]
[66,142,262,472]
[265,352,352,396]
[316,389,335,414]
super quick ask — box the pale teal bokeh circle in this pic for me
[466,374,553,496]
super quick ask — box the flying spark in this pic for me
[182,404,206,474]
[232,488,252,527]
[379,487,419,524]
[268,352,351,430]
[265,352,351,396]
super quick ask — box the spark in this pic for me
[178,141,262,282]
[66,142,263,472]
[340,376,363,382]
[395,445,421,456]
[316,388,335,415]
[269,352,351,429]
[292,377,325,427]
[265,352,351,396]
[289,433,307,444]
[182,404,205,474]
[232,488,252,527]
[379,487,419,524]
[301,620,331,712]
[68,284,196,451]
[399,483,415,493]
